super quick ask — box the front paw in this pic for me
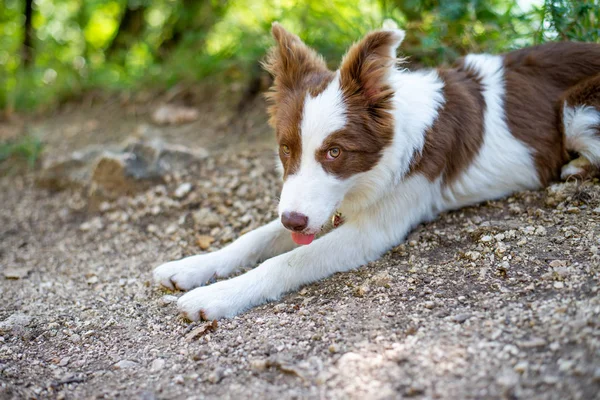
[177,280,249,321]
[153,253,229,291]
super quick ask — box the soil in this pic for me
[1,102,599,399]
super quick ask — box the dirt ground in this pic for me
[1,103,599,399]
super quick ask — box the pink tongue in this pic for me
[291,232,315,245]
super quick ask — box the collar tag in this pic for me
[332,211,344,228]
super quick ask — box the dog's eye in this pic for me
[326,147,341,159]
[281,145,290,155]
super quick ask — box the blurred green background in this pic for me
[1,0,598,113]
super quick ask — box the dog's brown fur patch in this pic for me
[409,61,485,184]
[503,42,600,185]
[320,30,401,178]
[263,23,334,179]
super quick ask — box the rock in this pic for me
[423,301,436,309]
[250,359,268,372]
[453,313,471,323]
[0,313,33,333]
[192,209,221,228]
[3,267,31,279]
[113,360,138,370]
[174,182,192,199]
[196,235,215,250]
[207,368,224,384]
[517,338,547,348]
[150,359,165,372]
[553,281,564,289]
[479,235,493,243]
[329,344,340,353]
[173,374,185,384]
[58,357,71,367]
[151,105,199,125]
[36,135,208,207]
[159,295,178,306]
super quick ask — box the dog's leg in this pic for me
[153,219,295,291]
[176,215,408,320]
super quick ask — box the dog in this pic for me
[154,22,600,321]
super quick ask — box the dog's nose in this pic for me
[281,212,308,232]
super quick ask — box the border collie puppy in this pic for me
[154,22,600,320]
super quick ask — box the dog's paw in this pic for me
[153,253,232,291]
[177,279,249,321]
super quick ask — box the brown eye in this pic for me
[326,147,341,159]
[281,144,290,155]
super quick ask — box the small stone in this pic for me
[549,260,566,268]
[535,226,547,236]
[453,313,471,323]
[0,313,33,332]
[2,267,31,279]
[86,276,99,284]
[514,361,528,373]
[196,235,215,250]
[150,359,165,372]
[113,360,138,370]
[566,207,580,214]
[329,344,340,353]
[173,374,184,384]
[207,368,224,384]
[480,235,493,243]
[159,295,178,306]
[58,357,70,367]
[165,225,177,235]
[174,182,192,198]
[465,251,481,261]
[553,281,564,289]
[250,359,268,372]
[517,338,547,348]
[423,301,436,309]
[192,209,221,228]
[592,367,600,383]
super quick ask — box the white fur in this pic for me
[563,103,600,164]
[442,54,540,208]
[153,40,595,321]
[277,75,351,232]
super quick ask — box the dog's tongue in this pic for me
[291,232,315,245]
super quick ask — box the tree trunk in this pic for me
[22,0,34,67]
[106,3,146,59]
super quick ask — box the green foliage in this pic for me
[0,135,44,168]
[535,0,600,43]
[0,0,597,112]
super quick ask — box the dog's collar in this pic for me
[331,211,344,228]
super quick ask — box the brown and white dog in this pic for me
[154,22,600,320]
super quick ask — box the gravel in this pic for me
[1,112,600,399]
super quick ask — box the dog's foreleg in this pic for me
[176,217,405,320]
[153,219,295,291]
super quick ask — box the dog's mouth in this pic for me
[291,231,316,245]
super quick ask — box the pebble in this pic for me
[159,295,178,306]
[2,267,32,280]
[113,360,138,370]
[453,313,471,323]
[150,359,165,372]
[173,375,184,384]
[554,281,564,289]
[424,301,436,309]
[207,368,224,384]
[517,338,547,348]
[174,183,192,198]
[480,235,493,243]
[0,313,33,332]
[196,235,215,250]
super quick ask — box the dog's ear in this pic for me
[339,28,405,106]
[263,22,328,91]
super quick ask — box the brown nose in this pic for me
[281,212,308,232]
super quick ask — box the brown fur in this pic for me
[262,23,334,179]
[323,31,401,178]
[503,42,600,185]
[409,60,485,183]
[563,73,600,110]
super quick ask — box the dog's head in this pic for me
[264,23,405,245]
